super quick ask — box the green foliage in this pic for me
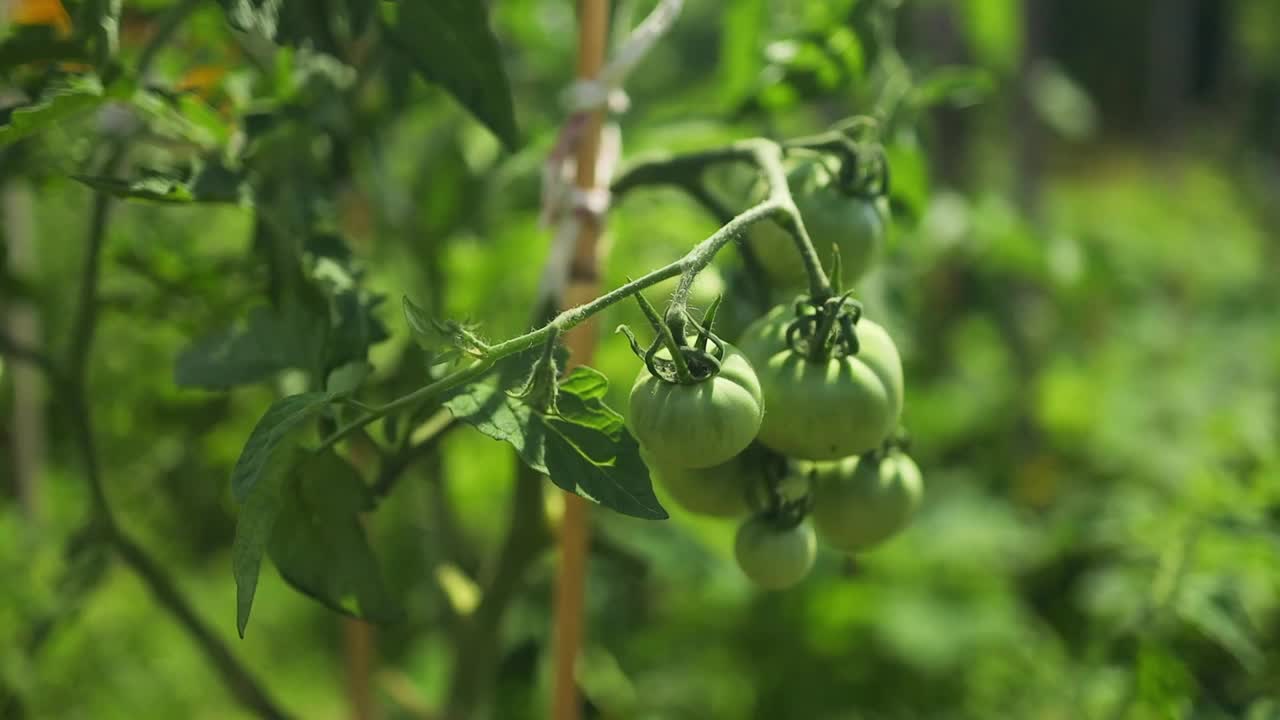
[445,366,667,520]
[0,75,116,147]
[268,451,400,623]
[230,392,329,636]
[218,0,283,39]
[74,160,248,204]
[382,0,520,149]
[3,0,1279,718]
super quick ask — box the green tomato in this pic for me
[733,516,817,590]
[810,450,923,553]
[746,158,888,288]
[641,447,755,518]
[627,341,764,468]
[739,304,903,460]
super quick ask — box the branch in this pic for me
[370,410,456,499]
[318,195,785,451]
[67,393,291,719]
[54,8,294,708]
[445,463,550,717]
[67,142,126,382]
[0,331,57,376]
[610,145,754,196]
[319,138,837,461]
[114,531,292,719]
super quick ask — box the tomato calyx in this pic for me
[833,143,891,201]
[786,117,891,201]
[785,292,865,363]
[619,290,732,385]
[863,427,912,463]
[744,445,811,530]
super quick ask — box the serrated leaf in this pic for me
[218,0,283,38]
[1177,589,1264,672]
[230,392,329,502]
[73,161,248,204]
[328,289,389,370]
[326,361,372,397]
[443,380,547,474]
[230,392,328,636]
[232,444,297,638]
[884,139,929,221]
[443,366,666,520]
[546,368,667,519]
[0,75,115,147]
[175,291,328,389]
[403,294,462,370]
[128,89,224,149]
[911,66,995,110]
[383,0,519,149]
[268,451,400,623]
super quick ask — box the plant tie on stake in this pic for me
[539,0,685,229]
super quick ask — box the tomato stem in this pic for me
[637,291,694,383]
[322,140,842,447]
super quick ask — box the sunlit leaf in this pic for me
[175,293,329,389]
[444,367,666,519]
[0,75,122,147]
[382,0,519,149]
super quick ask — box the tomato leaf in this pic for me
[73,160,249,205]
[1176,587,1264,673]
[268,451,401,624]
[547,368,667,519]
[230,392,329,503]
[910,66,995,110]
[382,0,520,149]
[218,0,283,39]
[0,27,87,71]
[402,295,461,370]
[230,392,329,636]
[175,290,329,389]
[0,75,119,148]
[325,361,372,398]
[443,366,667,520]
[443,380,548,474]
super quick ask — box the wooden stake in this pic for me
[551,2,609,719]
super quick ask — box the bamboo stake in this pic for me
[550,2,610,718]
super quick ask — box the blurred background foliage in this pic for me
[2,0,1279,718]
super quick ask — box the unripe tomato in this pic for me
[738,304,902,460]
[627,342,764,468]
[810,450,923,552]
[734,515,817,590]
[641,447,755,518]
[746,158,888,288]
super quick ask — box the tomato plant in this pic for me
[747,155,889,288]
[733,515,818,590]
[626,338,764,469]
[739,301,904,460]
[642,447,755,518]
[810,447,923,553]
[6,0,1277,717]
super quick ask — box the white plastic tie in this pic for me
[541,0,682,228]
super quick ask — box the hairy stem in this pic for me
[53,14,294,709]
[64,200,290,720]
[320,139,835,450]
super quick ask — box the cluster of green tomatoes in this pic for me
[625,152,922,589]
